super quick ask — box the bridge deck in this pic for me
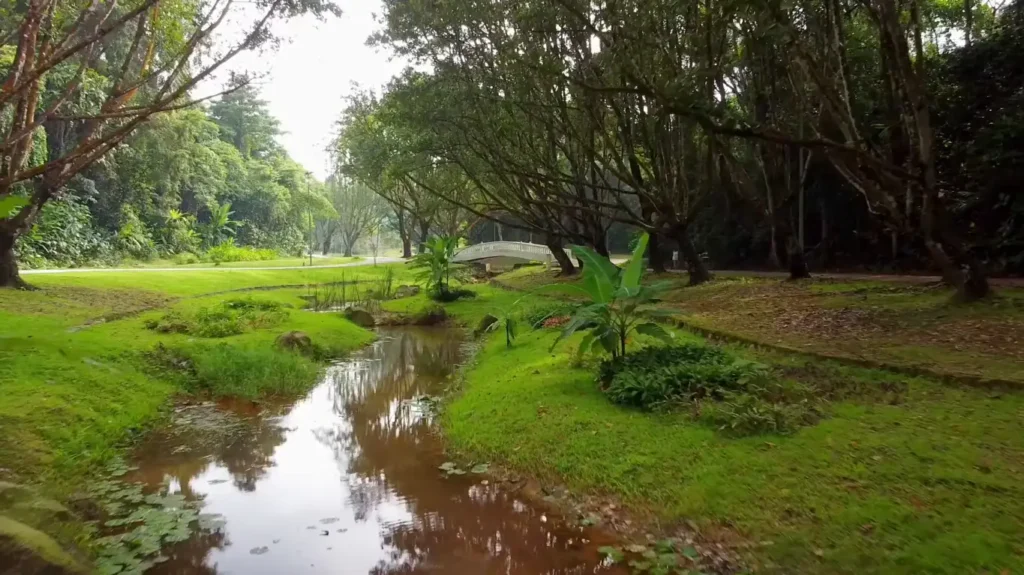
[452,241,572,264]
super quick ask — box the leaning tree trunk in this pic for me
[0,229,25,289]
[670,224,711,286]
[545,235,576,276]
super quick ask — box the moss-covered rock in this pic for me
[344,308,376,328]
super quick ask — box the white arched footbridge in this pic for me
[452,241,573,269]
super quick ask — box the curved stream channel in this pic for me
[126,327,625,574]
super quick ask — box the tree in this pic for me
[324,177,387,257]
[0,0,338,287]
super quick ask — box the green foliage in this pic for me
[150,342,322,398]
[115,206,157,261]
[549,233,673,358]
[599,344,821,434]
[203,239,278,264]
[157,210,201,256]
[200,201,239,248]
[410,236,472,300]
[522,301,576,328]
[598,345,766,408]
[144,298,286,338]
[88,463,225,575]
[16,196,113,268]
[484,298,522,348]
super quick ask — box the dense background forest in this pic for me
[334,0,1024,300]
[14,85,336,268]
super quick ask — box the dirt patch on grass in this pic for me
[0,286,175,324]
[667,278,1024,383]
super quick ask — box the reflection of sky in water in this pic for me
[136,329,623,575]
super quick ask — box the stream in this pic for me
[125,327,625,574]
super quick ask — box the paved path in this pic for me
[22,257,404,275]
[709,269,1024,287]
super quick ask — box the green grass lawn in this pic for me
[136,255,363,268]
[418,273,1024,574]
[23,255,365,270]
[0,266,407,487]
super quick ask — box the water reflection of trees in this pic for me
[316,329,617,575]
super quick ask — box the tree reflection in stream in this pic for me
[130,327,622,574]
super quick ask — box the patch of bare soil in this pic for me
[669,280,1024,381]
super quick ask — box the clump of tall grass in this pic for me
[144,298,287,338]
[149,342,321,398]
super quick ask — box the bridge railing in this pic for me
[452,241,575,264]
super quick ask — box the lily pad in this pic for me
[470,463,489,474]
[597,545,624,563]
[249,546,269,555]
[319,517,339,524]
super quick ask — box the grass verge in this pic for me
[424,274,1024,574]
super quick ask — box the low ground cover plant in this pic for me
[599,344,822,434]
[144,298,287,338]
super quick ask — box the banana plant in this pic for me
[546,233,673,358]
[410,236,466,299]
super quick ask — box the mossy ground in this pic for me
[424,269,1024,574]
[0,265,410,489]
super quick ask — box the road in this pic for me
[21,256,405,275]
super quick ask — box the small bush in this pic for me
[172,252,201,265]
[599,344,821,434]
[203,239,278,264]
[599,345,767,408]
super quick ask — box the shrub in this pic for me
[172,252,201,265]
[116,206,157,261]
[16,196,112,268]
[598,344,822,434]
[599,345,766,408]
[203,239,278,264]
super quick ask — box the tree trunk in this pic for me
[545,236,577,276]
[401,237,412,259]
[788,237,811,279]
[321,235,332,256]
[671,225,711,286]
[648,232,667,273]
[343,245,353,257]
[417,219,430,254]
[0,229,26,289]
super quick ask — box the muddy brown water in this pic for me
[127,327,626,574]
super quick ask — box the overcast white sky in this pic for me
[214,1,407,180]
